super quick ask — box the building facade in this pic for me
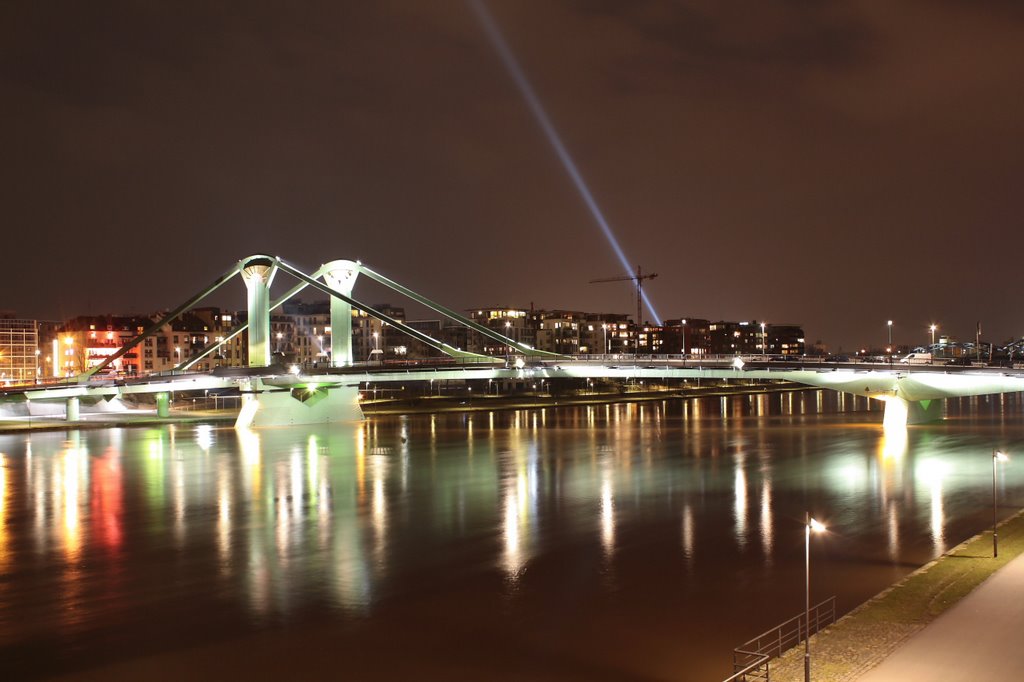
[0,316,40,384]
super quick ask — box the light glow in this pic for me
[470,0,661,324]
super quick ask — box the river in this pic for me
[1,389,1022,681]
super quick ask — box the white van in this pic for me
[899,352,932,364]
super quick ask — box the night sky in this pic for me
[3,1,1022,350]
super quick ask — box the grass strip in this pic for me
[767,508,1024,682]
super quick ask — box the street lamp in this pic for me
[174,346,181,368]
[805,513,827,682]
[603,323,608,355]
[505,321,512,358]
[993,450,1009,557]
[929,324,937,348]
[761,322,767,357]
[887,321,893,361]
[681,319,687,356]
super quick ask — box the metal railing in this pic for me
[724,596,836,682]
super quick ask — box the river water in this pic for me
[1,390,1023,681]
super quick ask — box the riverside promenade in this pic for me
[768,509,1024,682]
[857,549,1024,681]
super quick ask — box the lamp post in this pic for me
[174,346,181,369]
[761,322,767,357]
[887,320,893,362]
[993,450,1009,557]
[505,321,512,359]
[805,513,826,682]
[603,323,608,355]
[681,319,687,356]
[929,324,937,348]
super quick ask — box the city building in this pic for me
[0,315,40,384]
[468,308,532,355]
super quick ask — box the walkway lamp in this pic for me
[929,324,937,348]
[505,321,512,358]
[993,450,1009,557]
[805,513,826,682]
[761,322,767,357]
[681,319,687,356]
[887,321,893,361]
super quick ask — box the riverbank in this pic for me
[361,380,805,415]
[0,410,237,434]
[0,381,805,433]
[766,508,1024,682]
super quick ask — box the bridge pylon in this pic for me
[240,257,278,367]
[322,260,360,367]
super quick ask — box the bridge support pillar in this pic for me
[235,379,363,429]
[155,392,170,418]
[65,396,80,422]
[322,260,360,367]
[882,396,944,427]
[241,258,278,367]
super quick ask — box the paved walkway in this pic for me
[857,550,1024,681]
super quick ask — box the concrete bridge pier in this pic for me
[235,378,363,428]
[882,396,944,428]
[155,392,171,418]
[240,258,278,367]
[322,260,360,367]
[65,396,80,422]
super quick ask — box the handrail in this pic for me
[722,652,769,682]
[723,596,836,682]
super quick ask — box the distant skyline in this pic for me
[3,1,1022,350]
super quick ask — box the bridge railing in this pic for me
[723,596,836,682]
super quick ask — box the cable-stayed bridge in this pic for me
[3,254,1024,429]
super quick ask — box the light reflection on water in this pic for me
[0,390,1022,680]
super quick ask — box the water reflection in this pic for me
[734,455,748,550]
[916,458,949,554]
[0,453,8,574]
[681,503,695,565]
[0,391,1022,681]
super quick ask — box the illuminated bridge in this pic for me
[3,254,1024,429]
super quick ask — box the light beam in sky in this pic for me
[470,0,662,324]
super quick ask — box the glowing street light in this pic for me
[174,346,181,367]
[804,513,827,682]
[929,324,937,348]
[993,450,1009,557]
[761,322,767,357]
[505,320,512,358]
[887,320,893,362]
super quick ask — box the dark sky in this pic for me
[3,1,1022,350]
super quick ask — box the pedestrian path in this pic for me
[856,550,1024,681]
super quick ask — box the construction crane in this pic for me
[590,266,658,326]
